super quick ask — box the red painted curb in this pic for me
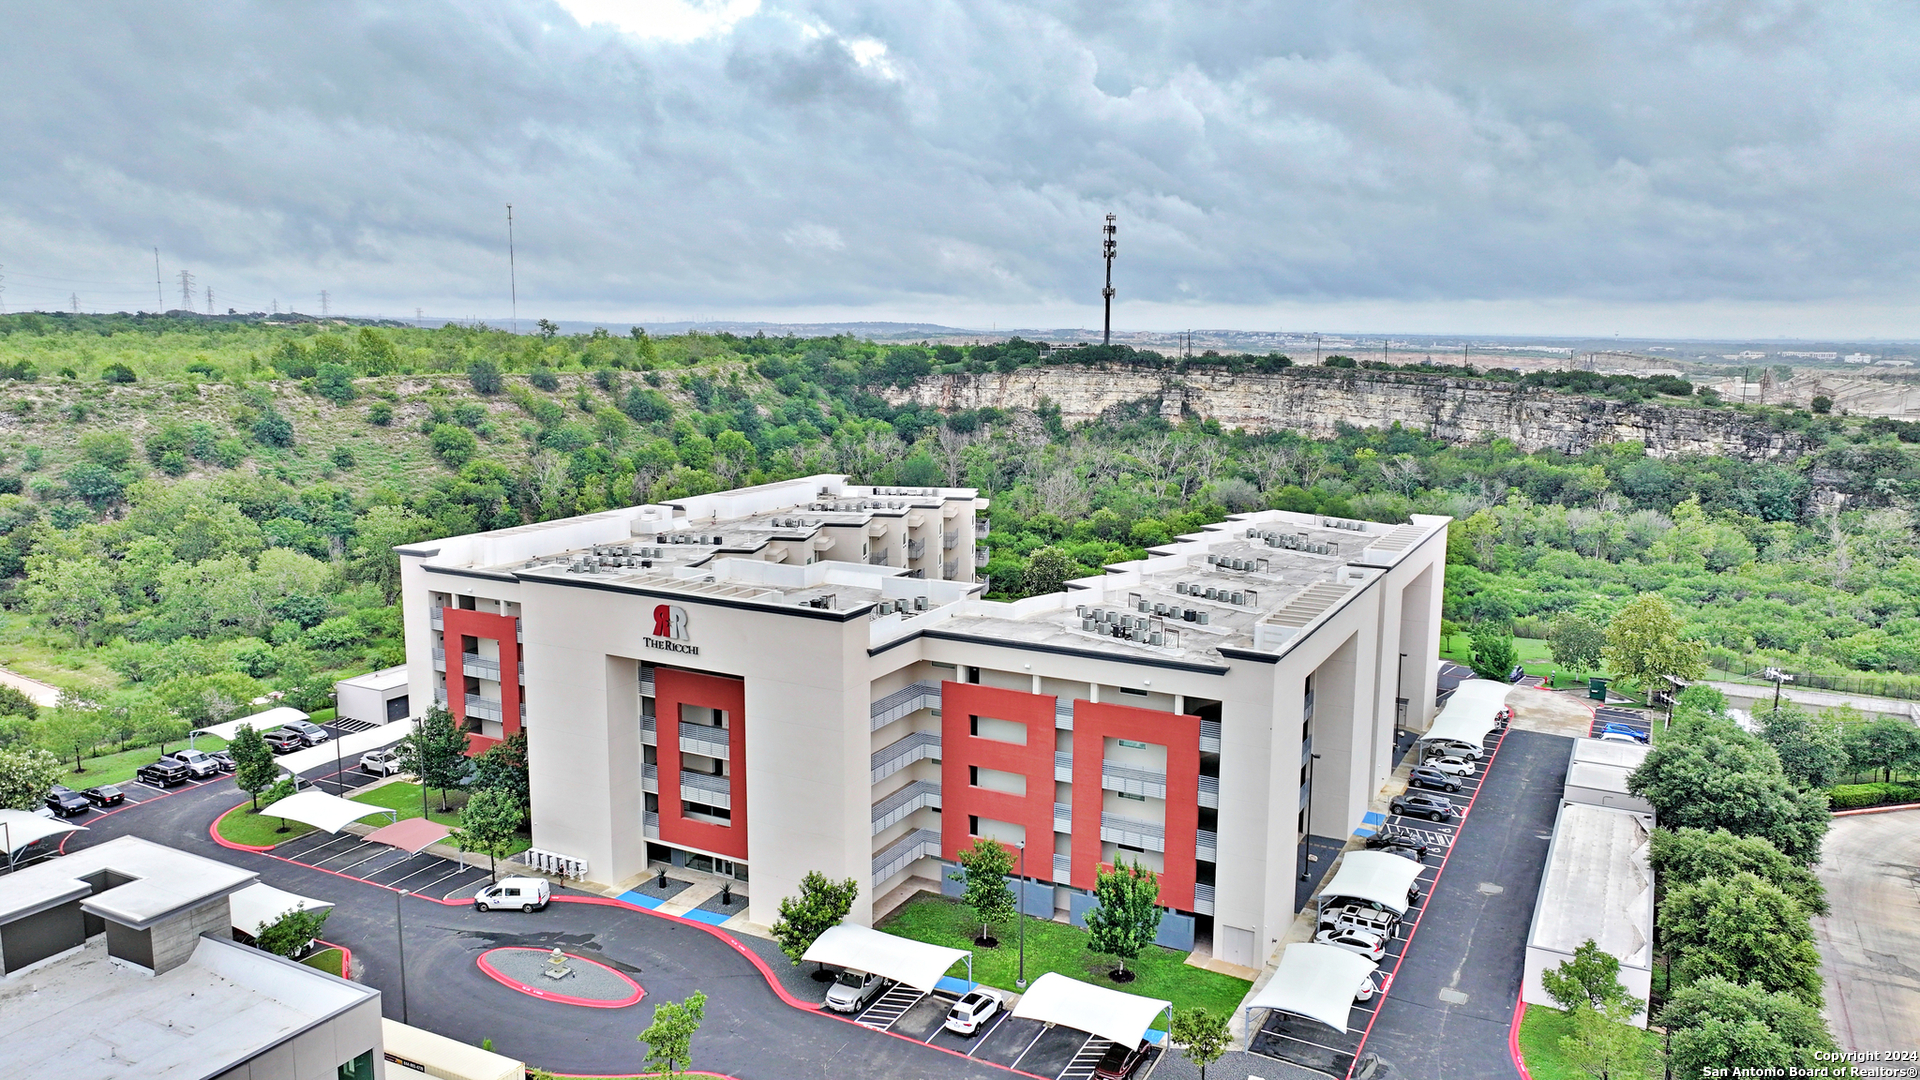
[210,801,279,852]
[1832,801,1920,817]
[1509,998,1533,1080]
[476,946,645,1008]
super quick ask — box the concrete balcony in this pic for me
[429,609,444,630]
[641,714,656,745]
[464,695,502,722]
[870,682,940,732]
[1199,719,1221,754]
[908,539,927,560]
[943,531,960,551]
[1197,830,1217,862]
[974,520,990,539]
[1055,701,1074,729]
[1054,802,1071,833]
[975,546,989,568]
[461,653,500,681]
[872,828,940,885]
[1100,812,1165,853]
[1102,762,1168,801]
[644,810,659,839]
[640,669,656,697]
[431,648,446,671]
[1054,751,1072,782]
[944,560,959,579]
[1193,883,1215,915]
[1198,774,1219,809]
[679,720,730,759]
[871,780,941,835]
[642,762,658,793]
[679,770,731,810]
[868,550,890,566]
[1052,853,1071,883]
[871,730,940,785]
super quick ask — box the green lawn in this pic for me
[218,800,317,846]
[307,707,337,725]
[301,947,346,978]
[50,735,231,788]
[1517,1005,1662,1080]
[876,895,1249,1031]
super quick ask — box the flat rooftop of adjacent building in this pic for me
[0,836,257,929]
[1570,736,1653,770]
[0,935,375,1080]
[1530,802,1654,969]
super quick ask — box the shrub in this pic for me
[252,409,294,447]
[100,362,136,383]
[429,423,478,467]
[468,359,503,394]
[1827,781,1920,809]
[314,363,357,404]
[367,401,394,426]
[528,368,560,391]
[329,446,356,470]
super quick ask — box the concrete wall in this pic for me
[0,900,85,974]
[144,897,233,975]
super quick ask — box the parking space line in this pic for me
[412,864,473,898]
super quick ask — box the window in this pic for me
[1120,687,1148,697]
[968,814,980,835]
[1118,739,1148,749]
[969,765,979,786]
[338,1051,375,1079]
[1118,791,1146,802]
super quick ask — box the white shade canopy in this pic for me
[263,790,396,834]
[1421,679,1510,747]
[195,706,312,742]
[229,882,334,936]
[1010,972,1171,1047]
[0,808,85,855]
[1249,944,1380,1034]
[1318,850,1426,915]
[801,924,969,994]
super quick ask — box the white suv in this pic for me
[360,749,403,776]
[169,750,222,779]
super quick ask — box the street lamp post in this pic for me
[1298,753,1322,880]
[1016,839,1027,989]
[334,729,345,795]
[395,889,411,1024]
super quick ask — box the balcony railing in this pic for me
[1101,762,1168,801]
[1193,883,1215,915]
[975,547,989,568]
[1055,700,1074,729]
[871,730,941,785]
[644,810,659,839]
[641,714,656,745]
[1053,853,1072,883]
[1054,802,1071,833]
[429,609,444,630]
[872,828,940,885]
[871,780,941,835]
[1054,751,1072,782]
[975,520,990,539]
[944,560,959,579]
[868,550,890,566]
[465,695,502,722]
[1197,829,1217,862]
[642,762,658,793]
[869,682,940,732]
[908,539,927,560]
[1100,812,1165,852]
[431,648,446,671]
[1198,774,1220,809]
[943,531,960,551]
[640,669,656,697]
[1199,719,1222,754]
[679,720,730,759]
[679,770,732,809]
[462,653,501,681]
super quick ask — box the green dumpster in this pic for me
[1588,677,1611,701]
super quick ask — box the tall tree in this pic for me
[395,706,471,813]
[229,723,279,812]
[1022,546,1075,596]
[0,746,62,811]
[471,732,529,815]
[1169,1007,1230,1080]
[1649,827,1827,915]
[1627,720,1830,863]
[1558,997,1655,1080]
[1546,613,1607,675]
[1541,939,1644,1018]
[450,786,523,881]
[771,871,861,965]
[1468,621,1520,681]
[1754,703,1847,790]
[950,837,1016,946]
[1842,717,1920,783]
[1658,977,1838,1080]
[37,707,104,773]
[1603,593,1705,697]
[1083,858,1162,981]
[1661,871,1824,1004]
[636,991,708,1077]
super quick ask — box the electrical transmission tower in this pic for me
[0,264,7,314]
[205,286,214,315]
[71,293,79,314]
[320,290,330,317]
[154,249,164,310]
[177,270,195,310]
[1101,213,1117,346]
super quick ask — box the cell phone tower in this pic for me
[1101,213,1117,346]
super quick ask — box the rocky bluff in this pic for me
[885,366,1810,460]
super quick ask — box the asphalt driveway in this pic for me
[1812,808,1920,1057]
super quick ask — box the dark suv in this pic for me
[1390,791,1455,822]
[136,758,192,787]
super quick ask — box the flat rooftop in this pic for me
[0,935,374,1080]
[0,836,256,928]
[1530,802,1654,968]
[1570,737,1653,770]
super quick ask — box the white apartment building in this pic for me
[397,476,1446,969]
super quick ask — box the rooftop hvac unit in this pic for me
[1205,554,1218,565]
[1196,611,1210,625]
[1232,591,1244,605]
[710,535,723,545]
[1204,587,1219,600]
[1077,604,1090,617]
[914,596,928,611]
[1083,618,1097,631]
[641,559,653,569]
[1105,610,1118,624]
[1153,603,1167,616]
[1150,632,1164,645]
[1182,609,1196,622]
[1175,582,1188,595]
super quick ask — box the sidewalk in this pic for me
[0,665,62,707]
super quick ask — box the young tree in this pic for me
[229,723,279,811]
[1169,1007,1230,1080]
[395,706,471,813]
[1649,827,1827,915]
[1547,613,1607,676]
[471,732,529,815]
[141,716,192,756]
[1021,546,1076,596]
[950,837,1016,946]
[37,707,104,773]
[253,903,331,959]
[0,684,39,720]
[1658,976,1838,1080]
[0,745,62,811]
[771,871,861,965]
[260,775,300,833]
[1083,859,1162,981]
[1542,939,1645,1017]
[1603,593,1705,697]
[1755,703,1847,790]
[1661,871,1824,1004]
[636,990,708,1077]
[467,358,503,394]
[1558,997,1654,1080]
[1842,717,1920,783]
[1468,621,1520,681]
[450,785,524,881]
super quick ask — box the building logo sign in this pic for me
[647,604,699,654]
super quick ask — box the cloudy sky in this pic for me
[2,0,1916,337]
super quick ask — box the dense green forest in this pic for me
[2,311,1920,757]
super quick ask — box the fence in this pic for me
[1703,650,1920,703]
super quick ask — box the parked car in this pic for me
[279,719,330,746]
[136,758,192,787]
[1405,766,1460,794]
[263,729,306,754]
[167,749,223,779]
[473,877,550,912]
[44,785,91,817]
[824,969,889,1013]
[1363,832,1429,862]
[1422,754,1476,777]
[208,751,237,772]
[1320,902,1397,938]
[80,785,125,807]
[1354,972,1382,1003]
[943,988,1001,1037]
[1599,725,1650,744]
[360,749,404,776]
[1315,926,1387,962]
[1422,738,1484,760]
[1390,792,1455,822]
[1092,1039,1152,1080]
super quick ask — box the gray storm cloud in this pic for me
[1,0,1916,331]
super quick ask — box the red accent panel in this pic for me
[1069,700,1201,911]
[441,608,523,738]
[655,666,748,861]
[939,682,1057,862]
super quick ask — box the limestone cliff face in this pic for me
[884,367,1810,460]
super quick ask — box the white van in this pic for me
[473,877,551,912]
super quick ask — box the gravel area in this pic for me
[623,873,692,904]
[482,948,638,1003]
[697,885,750,918]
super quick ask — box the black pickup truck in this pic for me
[135,757,192,787]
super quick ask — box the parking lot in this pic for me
[265,828,495,901]
[839,984,1161,1080]
[1248,717,1506,1077]
[1588,704,1653,741]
